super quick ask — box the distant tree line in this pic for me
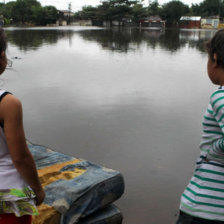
[0,0,223,27]
[0,0,58,26]
[74,0,224,26]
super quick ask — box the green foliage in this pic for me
[4,18,10,25]
[42,6,58,24]
[191,0,224,17]
[75,0,191,25]
[1,2,16,20]
[199,0,221,16]
[75,0,224,26]
[148,0,161,16]
[100,0,139,22]
[78,6,98,20]
[195,0,224,17]
[31,6,44,25]
[96,2,111,21]
[160,0,190,25]
[131,3,147,22]
[0,0,58,25]
[78,0,142,23]
[0,0,224,26]
[191,3,201,16]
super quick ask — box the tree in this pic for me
[191,3,201,16]
[12,0,28,23]
[160,0,190,26]
[100,0,139,23]
[148,0,161,16]
[98,1,113,21]
[0,2,16,22]
[198,0,222,17]
[131,3,147,22]
[31,5,44,25]
[42,6,58,25]
[74,0,147,24]
[8,0,41,24]
[78,6,98,20]
[0,0,57,25]
[190,0,224,17]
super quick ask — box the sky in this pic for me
[3,0,203,12]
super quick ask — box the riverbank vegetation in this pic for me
[0,0,58,26]
[75,0,224,26]
[0,0,223,26]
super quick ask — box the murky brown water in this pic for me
[1,27,219,223]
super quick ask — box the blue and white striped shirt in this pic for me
[180,87,224,221]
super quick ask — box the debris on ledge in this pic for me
[27,141,125,224]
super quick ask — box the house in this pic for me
[57,10,74,25]
[101,18,134,27]
[56,19,67,26]
[59,10,73,17]
[179,16,201,29]
[140,16,166,29]
[71,20,92,26]
[201,16,219,29]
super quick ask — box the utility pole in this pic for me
[68,2,72,25]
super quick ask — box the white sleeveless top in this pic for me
[0,90,27,189]
[0,90,38,217]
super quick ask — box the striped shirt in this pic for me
[180,87,224,221]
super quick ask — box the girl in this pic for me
[0,29,45,224]
[176,29,224,223]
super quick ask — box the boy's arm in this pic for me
[0,94,45,205]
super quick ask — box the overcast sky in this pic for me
[4,0,203,11]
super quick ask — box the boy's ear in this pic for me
[213,53,218,67]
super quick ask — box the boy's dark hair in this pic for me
[0,28,6,55]
[206,29,224,68]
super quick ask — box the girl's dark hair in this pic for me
[0,28,6,55]
[206,29,224,68]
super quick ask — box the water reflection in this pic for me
[4,27,217,53]
[180,29,216,52]
[78,28,141,53]
[79,28,216,53]
[5,29,74,51]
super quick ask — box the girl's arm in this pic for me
[0,94,45,205]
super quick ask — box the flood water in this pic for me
[2,27,219,223]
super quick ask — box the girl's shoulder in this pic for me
[0,92,22,119]
[0,90,12,102]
